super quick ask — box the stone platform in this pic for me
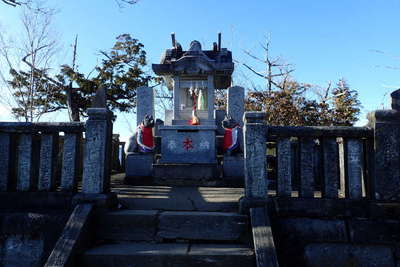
[153,163,220,186]
[125,153,153,179]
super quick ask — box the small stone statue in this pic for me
[126,115,155,153]
[222,115,241,155]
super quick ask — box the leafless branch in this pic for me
[1,0,22,6]
[241,62,265,79]
[114,0,140,8]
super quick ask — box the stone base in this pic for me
[172,119,216,126]
[159,125,217,164]
[125,153,154,180]
[153,163,221,186]
[223,155,244,180]
[304,243,394,267]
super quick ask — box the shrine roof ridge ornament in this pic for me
[152,33,234,89]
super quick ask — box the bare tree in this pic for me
[239,37,295,92]
[66,35,80,121]
[0,5,61,122]
[240,36,361,126]
[2,0,140,10]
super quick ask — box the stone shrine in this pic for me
[125,33,245,185]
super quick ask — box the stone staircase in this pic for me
[78,186,255,267]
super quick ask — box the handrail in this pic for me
[267,125,373,138]
[0,108,113,194]
[0,122,85,133]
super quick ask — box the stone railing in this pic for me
[244,88,400,202]
[242,89,400,267]
[266,125,374,199]
[0,108,113,194]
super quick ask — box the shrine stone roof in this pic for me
[152,40,234,89]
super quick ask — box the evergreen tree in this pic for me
[7,68,64,121]
[331,79,361,126]
[56,34,152,120]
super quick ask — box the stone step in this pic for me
[153,163,221,186]
[95,210,249,242]
[113,186,244,212]
[80,243,255,267]
[113,186,243,212]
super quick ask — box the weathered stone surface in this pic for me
[304,243,395,267]
[370,202,400,219]
[81,243,254,267]
[96,210,158,241]
[272,198,370,218]
[0,122,84,134]
[82,243,188,267]
[188,244,254,266]
[364,137,376,199]
[82,108,113,194]
[277,138,292,197]
[159,125,217,164]
[346,138,364,199]
[38,134,58,191]
[227,86,245,127]
[322,137,339,198]
[267,125,373,138]
[17,134,34,191]
[299,137,315,197]
[1,212,67,235]
[61,133,80,191]
[0,211,68,267]
[276,218,347,242]
[243,112,267,199]
[125,153,153,178]
[250,207,279,267]
[136,86,154,126]
[368,109,400,200]
[153,163,219,186]
[349,219,400,244]
[91,87,107,108]
[45,204,93,267]
[2,235,44,267]
[112,186,242,212]
[223,155,244,179]
[72,192,118,209]
[0,192,73,211]
[0,133,11,191]
[158,211,248,241]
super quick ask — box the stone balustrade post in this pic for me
[240,112,267,212]
[82,108,113,194]
[368,89,400,200]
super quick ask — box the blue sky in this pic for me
[1,0,399,138]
